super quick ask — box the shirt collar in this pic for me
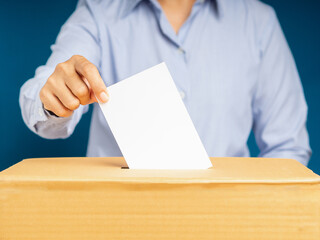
[121,0,222,18]
[121,0,143,18]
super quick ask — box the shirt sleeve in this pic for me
[252,8,311,165]
[19,0,100,139]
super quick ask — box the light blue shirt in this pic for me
[19,0,311,165]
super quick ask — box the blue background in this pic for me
[0,0,319,172]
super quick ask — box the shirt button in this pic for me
[38,107,43,117]
[179,91,185,99]
[177,47,185,54]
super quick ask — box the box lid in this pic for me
[0,157,319,184]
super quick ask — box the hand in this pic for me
[40,55,109,117]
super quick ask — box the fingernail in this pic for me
[100,92,109,103]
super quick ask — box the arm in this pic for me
[252,8,311,165]
[19,0,107,139]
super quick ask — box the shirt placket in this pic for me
[148,0,204,107]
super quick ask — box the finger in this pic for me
[72,56,109,103]
[54,83,80,111]
[90,90,98,103]
[41,91,73,118]
[65,73,91,105]
[83,77,98,103]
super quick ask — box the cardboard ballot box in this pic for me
[1,157,320,240]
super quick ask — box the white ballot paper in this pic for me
[99,62,212,169]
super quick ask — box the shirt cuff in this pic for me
[32,93,49,123]
[32,93,73,125]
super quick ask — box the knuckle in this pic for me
[62,112,72,118]
[43,103,51,111]
[82,63,95,75]
[43,102,54,113]
[71,55,83,61]
[47,74,66,91]
[57,108,70,118]
[39,88,46,99]
[56,62,69,73]
[80,98,91,106]
[67,99,80,110]
[46,75,54,84]
[46,77,60,92]
[55,62,64,70]
[39,87,50,101]
[46,77,56,88]
[74,85,89,98]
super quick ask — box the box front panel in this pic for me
[1,181,320,240]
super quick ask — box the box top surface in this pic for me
[0,157,319,184]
